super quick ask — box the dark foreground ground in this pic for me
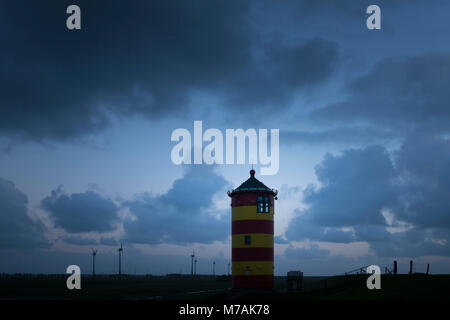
[0,274,449,300]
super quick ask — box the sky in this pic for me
[1,0,450,276]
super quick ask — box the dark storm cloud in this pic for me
[370,228,450,258]
[41,187,119,233]
[294,146,398,227]
[62,235,118,246]
[283,0,425,14]
[285,211,324,242]
[0,0,251,140]
[0,0,339,141]
[311,53,450,133]
[286,138,450,257]
[285,209,357,243]
[395,133,450,229]
[286,210,390,244]
[99,237,118,246]
[225,38,339,110]
[282,126,395,146]
[353,225,390,243]
[123,165,229,245]
[62,236,98,246]
[0,178,49,249]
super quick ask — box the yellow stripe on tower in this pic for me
[232,206,274,221]
[232,261,274,276]
[232,233,273,248]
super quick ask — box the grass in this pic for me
[235,274,450,300]
[0,274,449,300]
[0,276,230,300]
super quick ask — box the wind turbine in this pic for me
[213,260,216,277]
[190,249,195,276]
[91,248,97,277]
[118,242,123,279]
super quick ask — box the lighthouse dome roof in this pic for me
[228,170,277,196]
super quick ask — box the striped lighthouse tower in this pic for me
[228,169,278,289]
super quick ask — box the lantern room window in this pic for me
[257,195,270,213]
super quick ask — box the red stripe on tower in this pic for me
[233,275,274,289]
[232,220,274,234]
[232,247,274,261]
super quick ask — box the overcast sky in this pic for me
[1,0,450,276]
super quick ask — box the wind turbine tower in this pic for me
[118,242,123,279]
[194,258,198,276]
[213,261,216,277]
[92,248,97,277]
[190,250,195,276]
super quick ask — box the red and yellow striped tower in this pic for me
[228,169,278,289]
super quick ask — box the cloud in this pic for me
[285,211,326,242]
[285,209,357,244]
[370,228,450,258]
[321,228,355,243]
[274,236,290,244]
[282,126,395,146]
[285,137,450,258]
[225,38,339,111]
[395,133,450,229]
[0,178,49,249]
[353,225,390,243]
[285,244,331,260]
[284,200,359,243]
[0,1,339,142]
[123,165,230,245]
[290,146,398,229]
[311,53,450,134]
[62,236,99,246]
[99,237,119,246]
[0,0,251,140]
[41,187,119,233]
[62,235,118,247]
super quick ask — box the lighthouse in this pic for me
[228,169,278,289]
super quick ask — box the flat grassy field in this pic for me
[0,275,231,300]
[0,274,448,300]
[233,274,450,300]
